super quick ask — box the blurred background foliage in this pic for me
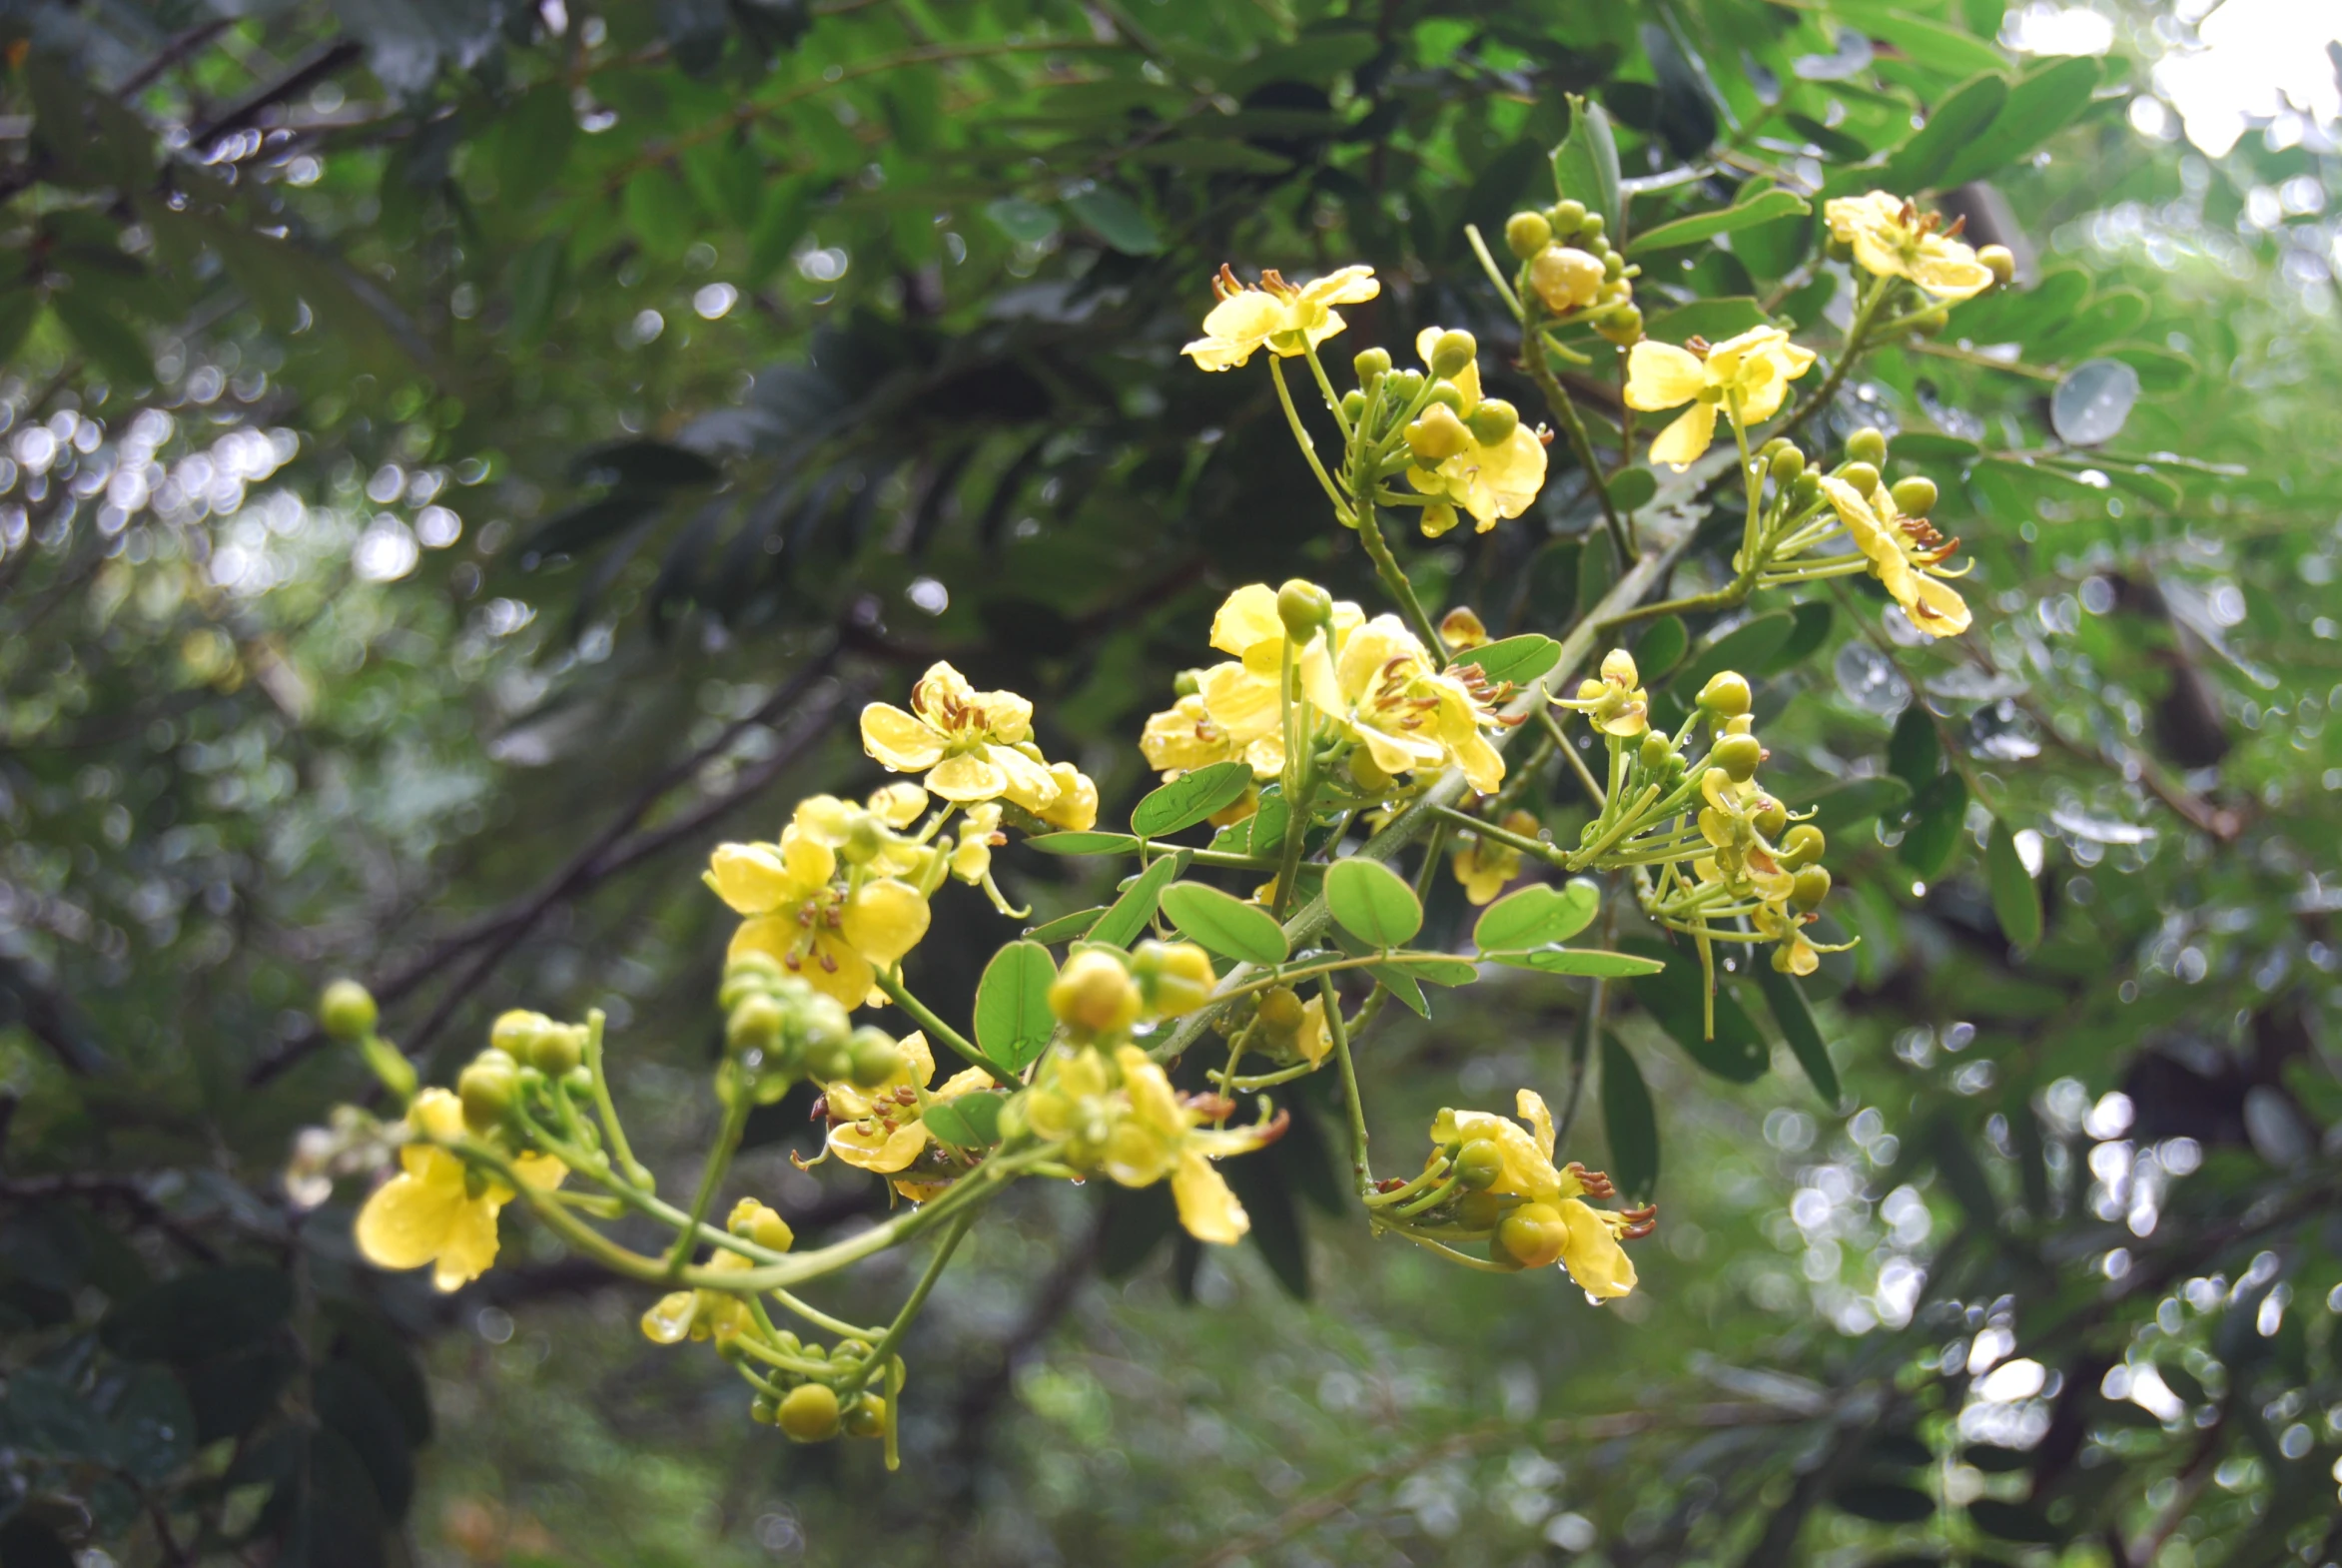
[2,0,2340,1565]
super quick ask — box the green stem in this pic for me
[1525,341,1635,568]
[874,971,989,1070]
[1302,345,1352,440]
[1462,222,1525,319]
[1351,494,1448,660]
[835,1204,980,1396]
[1540,707,1609,810]
[583,1009,653,1190]
[664,1089,750,1276]
[1387,1229,1518,1273]
[1431,803,1566,868]
[1785,273,1892,434]
[1320,973,1373,1193]
[1269,357,1349,513]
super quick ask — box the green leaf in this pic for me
[1132,760,1253,837]
[1833,4,2007,81]
[1158,882,1289,966]
[0,288,42,367]
[1028,831,1144,856]
[1024,907,1107,944]
[1606,465,1659,513]
[1927,1116,2000,1227]
[1985,819,2042,948]
[52,293,152,387]
[1899,771,1969,879]
[974,941,1058,1073]
[1370,965,1430,1017]
[1473,878,1598,951]
[2107,342,2197,397]
[1623,940,1769,1082]
[1884,73,2011,193]
[623,167,700,260]
[1324,857,1423,948]
[1889,431,1984,461]
[1089,852,1186,950]
[1673,611,1793,695]
[1453,634,1561,687]
[1835,1482,1938,1524]
[1808,776,1912,836]
[924,1092,1007,1149]
[1066,186,1164,255]
[1374,953,1478,987]
[1550,94,1622,237]
[102,1266,294,1365]
[1633,613,1688,679]
[1771,600,1835,670]
[495,84,576,201]
[985,197,1059,244]
[1967,1499,2060,1545]
[1628,189,1810,255]
[1888,706,1941,787]
[746,177,815,285]
[1938,54,2102,190]
[1754,965,1842,1110]
[508,235,565,346]
[1489,947,1665,978]
[1600,1033,1659,1201]
[1643,297,1774,346]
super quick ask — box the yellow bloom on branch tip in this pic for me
[1336,616,1509,795]
[355,1090,564,1292]
[861,661,1059,811]
[1181,264,1379,371]
[1402,327,1548,530]
[1427,1089,1642,1299]
[1624,327,1817,471]
[1824,191,1994,303]
[1816,475,1972,638]
[821,1031,995,1196]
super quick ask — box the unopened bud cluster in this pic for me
[1506,195,1642,345]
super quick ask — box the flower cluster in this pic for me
[1825,190,2008,303]
[1503,194,1644,345]
[1625,328,1818,472]
[1738,426,1973,639]
[355,1086,566,1292]
[860,660,1097,831]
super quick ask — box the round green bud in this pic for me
[1977,245,2016,287]
[750,1394,780,1426]
[1424,381,1467,412]
[803,1037,854,1086]
[1890,475,1939,516]
[490,1009,553,1061]
[1454,1140,1506,1191]
[1429,329,1478,379]
[1466,398,1519,445]
[529,1024,582,1078]
[1496,1201,1569,1269]
[1780,824,1827,870]
[1353,346,1392,385]
[1340,388,1366,421]
[1837,460,1881,499]
[1767,445,1807,483]
[1276,578,1335,642]
[1790,471,1822,507]
[319,980,378,1042]
[1255,986,1306,1035]
[1549,198,1588,235]
[1594,303,1644,347]
[1713,732,1764,783]
[727,993,787,1054]
[1754,798,1789,840]
[1577,212,1605,240]
[1172,667,1201,698]
[1504,210,1553,259]
[1845,427,1889,467]
[1696,671,1753,718]
[1603,250,1625,280]
[1453,1190,1507,1232]
[778,1382,841,1442]
[1404,403,1472,463]
[1791,865,1833,911]
[846,1027,902,1090]
[801,992,852,1052]
[1723,713,1755,736]
[1638,729,1676,772]
[844,1394,887,1439]
[1385,369,1426,406]
[717,952,785,1011]
[458,1051,519,1133]
[1049,948,1141,1036]
[562,1065,593,1097]
[1910,306,1950,339]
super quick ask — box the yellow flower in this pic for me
[1815,475,1971,638]
[1401,328,1549,531]
[1824,191,1994,303]
[355,1090,564,1292]
[865,783,931,830]
[1695,768,1794,903]
[1624,327,1817,470]
[861,662,1062,812]
[639,1250,756,1345]
[1551,647,1649,738]
[713,801,933,1009]
[1181,264,1379,371]
[1036,762,1099,832]
[1336,615,1508,794]
[1140,692,1239,778]
[821,1030,997,1198]
[1452,810,1537,905]
[1174,585,1365,779]
[1428,1089,1641,1299]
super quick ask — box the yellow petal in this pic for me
[988,743,1061,813]
[867,782,931,829]
[1648,401,1718,471]
[640,1291,700,1344]
[1902,574,1972,638]
[1171,1149,1250,1244]
[1210,584,1285,660]
[408,1087,466,1142]
[1334,614,1426,702]
[1910,246,1993,302]
[1558,1199,1638,1299]
[801,932,876,1010]
[1039,764,1100,831]
[430,1190,506,1291]
[1300,264,1379,307]
[842,878,931,967]
[1198,661,1283,745]
[1434,1108,1563,1200]
[1141,695,1232,775]
[861,703,945,771]
[908,662,977,725]
[355,1166,463,1270]
[1623,341,1708,410]
[926,751,1008,802]
[1516,1088,1556,1161]
[707,842,808,915]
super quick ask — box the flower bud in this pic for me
[1790,471,1822,507]
[1439,606,1490,651]
[1404,403,1472,463]
[1454,1140,1505,1191]
[727,993,787,1054]
[1767,444,1806,483]
[1495,1201,1569,1269]
[1049,949,1141,1036]
[491,1009,554,1061]
[1640,722,1676,772]
[844,1394,887,1439]
[1504,210,1552,259]
[1844,426,1889,467]
[1418,502,1459,539]
[1172,667,1201,698]
[1255,985,1305,1036]
[1340,388,1366,421]
[1712,732,1764,783]
[1723,713,1755,736]
[1452,1189,1506,1231]
[1910,306,1950,338]
[1754,798,1789,840]
[1276,578,1334,642]
[1133,940,1216,1018]
[1549,198,1588,235]
[458,1050,519,1133]
[1603,250,1625,280]
[778,1382,841,1442]
[718,951,787,1010]
[1977,245,2015,286]
[1353,346,1392,385]
[1429,329,1478,378]
[530,1024,583,1078]
[1696,671,1752,718]
[1600,647,1639,686]
[1780,824,1826,870]
[729,1197,796,1252]
[1466,397,1519,445]
[750,1394,779,1425]
[846,1027,903,1090]
[1791,865,1833,911]
[1837,460,1881,498]
[1529,245,1606,313]
[1593,304,1643,347]
[319,979,379,1042]
[1890,475,1938,516]
[1385,368,1425,406]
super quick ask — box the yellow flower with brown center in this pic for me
[1140,691,1238,778]
[1695,768,1794,903]
[1335,615,1509,795]
[1551,647,1649,737]
[818,1030,996,1198]
[1624,327,1817,470]
[1181,264,1380,371]
[860,662,1062,812]
[1824,191,1994,303]
[1400,328,1549,534]
[709,800,933,1009]
[1428,1089,1646,1299]
[1155,584,1364,780]
[1815,475,1971,638]
[355,1090,564,1292]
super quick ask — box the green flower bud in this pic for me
[1754,798,1789,840]
[1049,948,1141,1036]
[1404,403,1472,463]
[1577,212,1605,240]
[1496,1201,1569,1269]
[458,1050,519,1133]
[1838,460,1881,498]
[1910,306,1950,339]
[1791,865,1833,911]
[1454,1140,1505,1191]
[1466,398,1519,445]
[750,1394,780,1426]
[1790,471,1822,507]
[844,1394,888,1439]
[846,1027,902,1090]
[1891,475,1939,516]
[727,993,787,1054]
[1353,346,1392,385]
[1504,211,1553,259]
[1133,939,1216,1019]
[1276,578,1335,642]
[319,979,379,1042]
[490,1009,554,1061]
[1780,824,1827,870]
[1713,732,1765,783]
[1172,667,1202,698]
[1385,368,1426,406]
[1603,250,1625,280]
[803,1036,854,1086]
[1977,245,2016,287]
[529,1024,582,1079]
[1255,985,1306,1036]
[1767,444,1807,483]
[1845,427,1889,467]
[1697,671,1752,718]
[778,1382,841,1442]
[1549,198,1588,235]
[1429,329,1478,379]
[717,952,786,1011]
[1594,303,1643,347]
[800,993,853,1056]
[1638,729,1675,773]
[1452,1189,1507,1232]
[1340,388,1366,421]
[1424,381,1467,412]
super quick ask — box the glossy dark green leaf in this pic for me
[1489,947,1664,978]
[1674,612,1794,695]
[1899,771,1969,879]
[1607,465,1659,513]
[1088,852,1186,950]
[975,941,1057,1073]
[1888,706,1942,787]
[1600,1032,1659,1201]
[1754,964,1842,1110]
[1985,819,2041,948]
[1835,1481,1937,1523]
[1551,93,1622,236]
[1884,73,2010,193]
[1158,882,1289,966]
[1028,831,1145,856]
[1453,634,1561,687]
[1634,613,1688,678]
[1374,953,1478,986]
[1628,189,1810,254]
[1132,760,1253,837]
[1473,878,1598,951]
[1623,940,1769,1081]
